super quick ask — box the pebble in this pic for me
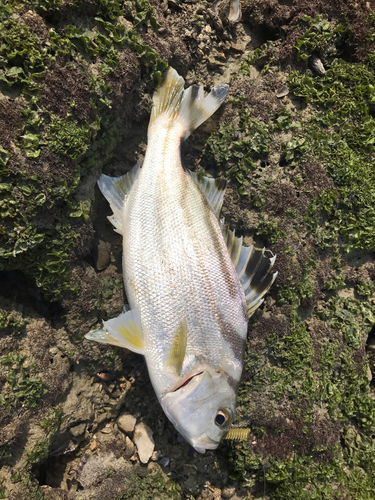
[309,54,326,76]
[100,423,113,434]
[276,85,289,98]
[133,422,155,464]
[93,239,111,271]
[124,436,136,460]
[69,423,86,437]
[222,486,236,498]
[159,457,170,467]
[90,441,98,451]
[230,42,243,53]
[98,371,115,382]
[117,413,137,434]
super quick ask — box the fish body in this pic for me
[86,69,276,452]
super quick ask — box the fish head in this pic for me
[161,365,236,453]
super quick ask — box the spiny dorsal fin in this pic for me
[220,219,277,317]
[97,161,141,235]
[189,170,228,218]
[164,319,188,377]
[149,67,229,140]
[84,308,144,355]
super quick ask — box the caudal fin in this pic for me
[149,68,229,139]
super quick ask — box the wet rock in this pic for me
[93,239,111,271]
[133,422,155,464]
[117,413,137,434]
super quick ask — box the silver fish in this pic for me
[85,68,277,453]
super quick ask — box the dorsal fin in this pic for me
[97,160,142,235]
[220,219,277,316]
[189,170,228,218]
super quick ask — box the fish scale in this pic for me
[85,68,277,452]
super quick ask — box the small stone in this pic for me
[90,441,98,451]
[100,423,113,434]
[124,436,136,460]
[276,85,289,98]
[168,0,182,9]
[222,486,236,498]
[176,434,185,443]
[118,413,137,434]
[98,371,115,382]
[367,337,375,351]
[93,239,111,271]
[159,457,170,467]
[118,16,133,30]
[309,54,326,76]
[69,423,86,437]
[133,423,155,464]
[367,365,373,382]
[230,42,243,52]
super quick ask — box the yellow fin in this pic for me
[164,319,188,376]
[85,308,144,355]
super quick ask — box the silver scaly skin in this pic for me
[85,68,277,453]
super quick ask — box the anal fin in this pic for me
[221,219,277,317]
[85,308,144,355]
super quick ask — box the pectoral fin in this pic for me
[164,319,188,376]
[85,308,144,355]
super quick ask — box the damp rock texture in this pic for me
[1,0,375,499]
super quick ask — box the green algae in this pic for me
[0,353,48,408]
[208,14,375,499]
[0,0,167,301]
[115,473,182,500]
[27,407,63,463]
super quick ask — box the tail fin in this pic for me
[149,68,229,139]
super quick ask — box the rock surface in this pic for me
[0,0,375,499]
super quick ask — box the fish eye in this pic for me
[214,408,232,428]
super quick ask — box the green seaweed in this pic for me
[0,353,48,408]
[27,407,63,463]
[115,473,182,500]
